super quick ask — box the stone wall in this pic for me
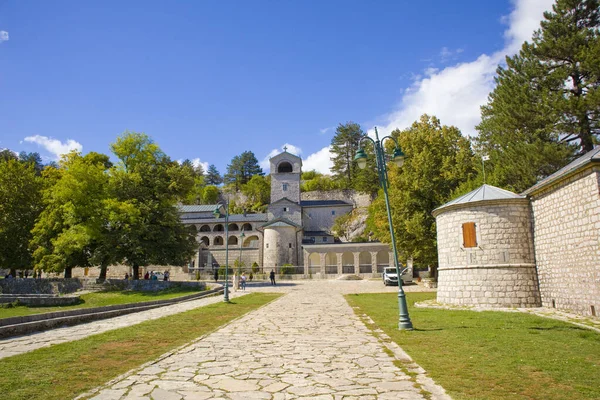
[302,204,354,232]
[301,190,373,208]
[435,199,541,307]
[0,278,83,294]
[529,167,600,316]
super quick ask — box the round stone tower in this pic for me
[433,184,541,308]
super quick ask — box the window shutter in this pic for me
[462,222,477,248]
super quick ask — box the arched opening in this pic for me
[228,236,238,245]
[308,252,321,275]
[242,223,252,231]
[376,250,389,273]
[213,236,224,246]
[325,252,337,274]
[213,224,224,232]
[229,223,239,231]
[359,251,372,273]
[342,252,354,274]
[199,225,211,232]
[243,235,259,248]
[278,161,293,173]
[200,236,209,246]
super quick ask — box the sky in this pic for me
[0,0,555,175]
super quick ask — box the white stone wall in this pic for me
[302,205,353,232]
[435,200,541,307]
[271,173,301,204]
[301,189,373,208]
[263,226,300,268]
[529,168,600,316]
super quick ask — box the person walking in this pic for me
[214,269,218,282]
[241,273,247,291]
[269,269,276,286]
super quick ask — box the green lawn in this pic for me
[0,292,281,400]
[0,287,208,319]
[346,292,600,400]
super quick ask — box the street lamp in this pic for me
[213,203,230,302]
[354,127,413,330]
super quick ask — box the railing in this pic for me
[342,266,354,274]
[325,266,338,274]
[359,265,372,273]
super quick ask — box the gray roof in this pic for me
[523,147,600,195]
[178,205,220,213]
[303,231,332,236]
[433,184,525,215]
[300,200,352,207]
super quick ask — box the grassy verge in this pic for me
[346,292,600,400]
[0,287,209,319]
[0,292,281,400]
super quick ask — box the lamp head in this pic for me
[213,206,222,219]
[354,148,368,169]
[392,148,405,167]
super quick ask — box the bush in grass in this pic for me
[251,262,260,273]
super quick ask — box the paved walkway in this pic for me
[76,281,447,400]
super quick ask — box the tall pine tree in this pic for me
[206,164,223,185]
[477,0,600,192]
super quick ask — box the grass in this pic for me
[0,287,208,319]
[346,292,600,400]
[0,292,281,400]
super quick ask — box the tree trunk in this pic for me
[132,264,139,280]
[99,264,108,281]
[64,267,72,279]
[9,268,16,277]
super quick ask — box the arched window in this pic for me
[228,236,238,245]
[325,252,337,274]
[359,251,372,273]
[308,252,321,274]
[200,236,210,246]
[278,161,293,173]
[243,235,259,248]
[199,225,211,232]
[342,252,354,274]
[213,224,224,232]
[229,223,239,231]
[213,236,224,245]
[376,250,389,273]
[242,223,252,231]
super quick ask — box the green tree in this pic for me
[108,132,198,279]
[477,0,600,191]
[0,160,43,276]
[224,151,264,190]
[206,164,223,185]
[330,122,363,188]
[367,115,476,266]
[180,160,206,205]
[300,172,342,192]
[241,175,270,212]
[30,152,111,278]
[203,185,220,204]
[331,212,353,241]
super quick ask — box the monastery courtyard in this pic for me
[1,280,449,400]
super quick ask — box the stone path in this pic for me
[81,281,449,400]
[0,289,245,360]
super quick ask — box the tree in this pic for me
[0,160,43,276]
[224,151,263,190]
[367,115,476,266]
[332,212,353,241]
[477,0,600,191]
[30,152,111,278]
[206,164,223,185]
[203,185,220,204]
[330,122,379,193]
[241,175,271,212]
[108,132,197,279]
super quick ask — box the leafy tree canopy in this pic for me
[224,151,264,190]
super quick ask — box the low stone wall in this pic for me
[0,278,83,295]
[437,264,541,307]
[0,294,80,306]
[102,279,206,292]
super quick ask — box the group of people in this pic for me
[3,270,42,279]
[139,271,170,281]
[212,269,277,289]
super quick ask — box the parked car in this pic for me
[383,266,409,286]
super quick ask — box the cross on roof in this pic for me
[283,145,288,152]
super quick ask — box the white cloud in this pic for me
[440,47,464,62]
[303,146,333,174]
[23,135,83,160]
[191,158,209,173]
[375,0,554,138]
[319,126,335,135]
[0,31,8,43]
[260,143,302,172]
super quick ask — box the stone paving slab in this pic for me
[81,281,449,400]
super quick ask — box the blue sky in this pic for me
[0,0,554,174]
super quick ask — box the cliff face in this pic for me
[301,190,373,241]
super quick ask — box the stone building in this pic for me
[180,149,402,279]
[434,148,600,317]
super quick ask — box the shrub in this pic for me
[279,264,295,276]
[251,262,260,273]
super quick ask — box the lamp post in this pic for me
[354,127,413,330]
[213,203,230,302]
